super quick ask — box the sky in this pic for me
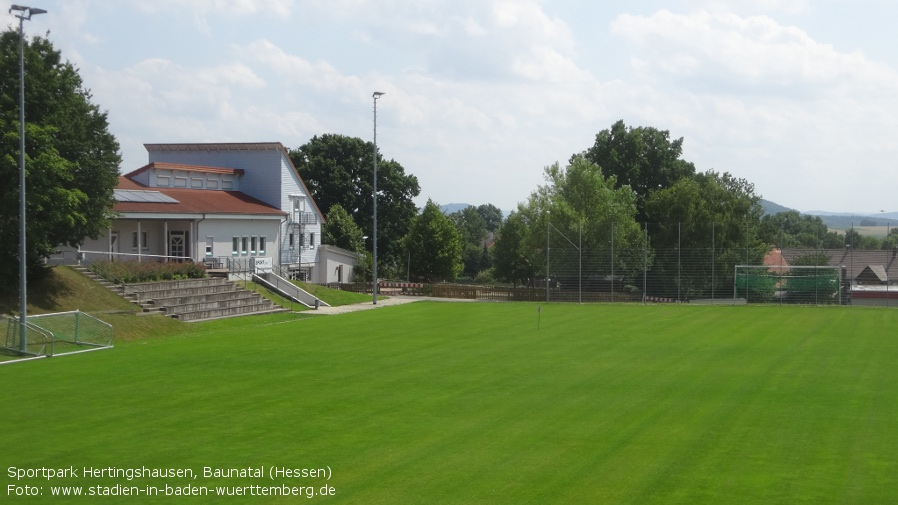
[8,0,898,214]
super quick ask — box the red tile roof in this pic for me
[114,177,285,217]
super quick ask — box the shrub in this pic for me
[89,260,207,283]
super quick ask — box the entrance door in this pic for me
[169,231,189,259]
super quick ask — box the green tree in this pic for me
[883,228,898,250]
[759,210,842,249]
[404,200,463,282]
[322,203,364,253]
[492,211,536,286]
[842,227,880,249]
[0,30,120,291]
[288,134,420,271]
[496,156,646,290]
[645,170,766,299]
[449,205,489,277]
[581,119,695,221]
[449,206,487,245]
[475,203,504,232]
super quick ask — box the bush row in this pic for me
[89,260,207,283]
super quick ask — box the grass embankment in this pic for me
[1,266,374,344]
[3,293,898,504]
[238,278,373,311]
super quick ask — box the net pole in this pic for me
[643,223,647,304]
[733,264,737,305]
[611,222,615,303]
[712,222,716,301]
[74,310,81,344]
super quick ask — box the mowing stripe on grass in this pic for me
[2,303,897,504]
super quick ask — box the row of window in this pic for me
[289,231,316,250]
[130,232,316,256]
[230,236,267,256]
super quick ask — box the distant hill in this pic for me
[760,199,795,216]
[440,203,473,214]
[805,214,898,229]
[440,203,512,218]
[438,200,897,229]
[760,200,898,229]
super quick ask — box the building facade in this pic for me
[76,142,349,281]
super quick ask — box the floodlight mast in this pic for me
[372,91,384,304]
[10,4,47,352]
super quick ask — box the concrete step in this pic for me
[70,265,288,322]
[175,303,287,322]
[125,278,229,293]
[160,295,270,316]
[127,284,238,301]
[147,290,259,308]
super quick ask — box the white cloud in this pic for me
[608,9,898,211]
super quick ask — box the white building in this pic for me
[77,142,354,281]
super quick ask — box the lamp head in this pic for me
[9,5,46,18]
[373,91,385,98]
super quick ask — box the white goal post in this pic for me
[733,265,843,305]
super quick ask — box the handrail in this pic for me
[253,271,328,309]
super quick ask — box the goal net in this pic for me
[734,265,843,305]
[2,310,113,359]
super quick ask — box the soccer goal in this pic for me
[2,310,113,359]
[734,265,843,305]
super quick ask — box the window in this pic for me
[241,236,248,255]
[205,237,213,256]
[299,232,305,248]
[250,236,257,255]
[132,231,148,250]
[232,237,239,256]
[259,237,267,255]
[310,232,316,248]
[291,196,306,223]
[289,233,295,250]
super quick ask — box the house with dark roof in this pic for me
[76,142,351,281]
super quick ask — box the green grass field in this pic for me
[3,301,898,504]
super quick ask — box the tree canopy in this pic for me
[0,29,120,290]
[492,156,646,287]
[288,134,420,271]
[322,203,365,253]
[581,119,695,222]
[644,170,766,298]
[403,200,463,282]
[475,204,504,233]
[492,211,536,286]
[758,210,843,249]
[448,205,491,278]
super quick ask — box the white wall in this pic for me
[313,246,360,284]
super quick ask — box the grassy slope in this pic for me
[2,302,898,504]
[1,267,364,344]
[238,279,374,311]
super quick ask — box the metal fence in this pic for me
[538,222,895,306]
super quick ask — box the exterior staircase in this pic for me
[71,266,288,322]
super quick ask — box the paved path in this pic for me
[305,296,478,315]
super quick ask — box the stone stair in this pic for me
[71,266,288,322]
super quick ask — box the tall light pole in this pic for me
[372,91,384,304]
[10,4,47,353]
